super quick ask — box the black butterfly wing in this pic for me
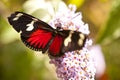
[61,31,87,53]
[8,12,54,36]
[48,30,87,57]
[8,12,54,53]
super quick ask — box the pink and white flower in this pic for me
[49,4,96,80]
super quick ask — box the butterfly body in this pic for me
[8,12,87,57]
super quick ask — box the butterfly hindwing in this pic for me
[49,35,64,56]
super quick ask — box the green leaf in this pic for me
[102,38,120,80]
[97,0,120,44]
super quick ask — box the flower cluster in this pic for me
[49,5,96,80]
[49,5,89,35]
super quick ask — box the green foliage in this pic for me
[102,39,120,80]
[97,0,120,44]
[0,41,33,80]
[96,0,120,79]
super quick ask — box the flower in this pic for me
[49,5,89,35]
[49,4,96,80]
[89,45,106,78]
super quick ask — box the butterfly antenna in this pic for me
[72,12,81,19]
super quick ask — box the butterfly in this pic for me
[8,11,87,57]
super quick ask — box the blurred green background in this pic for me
[0,0,120,80]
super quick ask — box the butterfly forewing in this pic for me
[61,31,87,54]
[8,12,53,36]
[48,30,87,57]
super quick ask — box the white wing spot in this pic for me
[79,34,85,40]
[64,31,73,46]
[78,39,83,46]
[78,33,85,46]
[32,18,38,21]
[26,21,34,31]
[13,13,23,21]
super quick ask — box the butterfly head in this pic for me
[54,22,62,30]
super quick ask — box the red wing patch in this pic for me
[27,29,52,49]
[49,35,63,56]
